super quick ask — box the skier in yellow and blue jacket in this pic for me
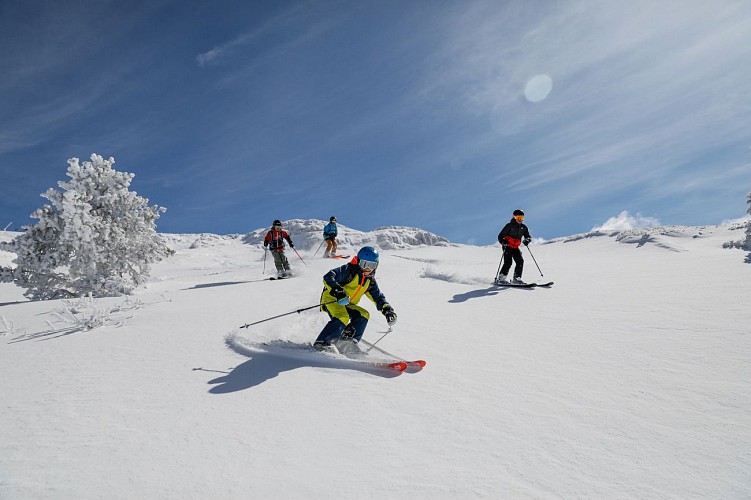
[314,246,397,354]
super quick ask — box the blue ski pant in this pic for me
[315,303,369,344]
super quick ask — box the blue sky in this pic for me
[1,0,750,244]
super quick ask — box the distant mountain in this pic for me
[241,219,452,250]
[544,220,749,252]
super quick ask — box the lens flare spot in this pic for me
[524,74,553,103]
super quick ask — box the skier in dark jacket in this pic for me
[263,220,294,278]
[314,246,397,354]
[496,209,532,284]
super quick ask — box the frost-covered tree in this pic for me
[6,154,173,300]
[0,266,13,283]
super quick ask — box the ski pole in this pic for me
[263,247,268,275]
[312,240,324,257]
[524,245,543,276]
[360,334,401,357]
[494,249,506,282]
[362,328,392,353]
[292,248,308,267]
[240,300,337,329]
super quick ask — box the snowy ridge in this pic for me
[160,233,244,251]
[545,222,750,252]
[241,219,451,251]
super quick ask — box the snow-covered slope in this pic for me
[0,222,749,498]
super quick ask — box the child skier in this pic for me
[496,209,532,284]
[322,216,338,258]
[263,220,295,278]
[314,246,397,354]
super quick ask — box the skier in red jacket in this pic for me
[263,220,294,278]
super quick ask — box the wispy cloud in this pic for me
[0,1,173,156]
[196,32,261,67]
[421,1,751,196]
[196,2,337,68]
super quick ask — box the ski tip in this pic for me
[389,361,408,371]
[408,360,427,368]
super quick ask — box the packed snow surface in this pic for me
[1,221,749,498]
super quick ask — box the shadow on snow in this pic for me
[448,285,536,303]
[182,279,264,290]
[206,338,402,393]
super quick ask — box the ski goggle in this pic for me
[273,224,282,229]
[513,215,524,221]
[359,259,378,272]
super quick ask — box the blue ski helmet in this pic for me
[355,246,379,272]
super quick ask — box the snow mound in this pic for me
[545,224,741,251]
[241,219,451,251]
[420,267,485,286]
[160,233,243,251]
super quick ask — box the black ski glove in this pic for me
[289,243,294,248]
[523,238,531,246]
[382,305,397,326]
[330,287,347,301]
[501,241,509,249]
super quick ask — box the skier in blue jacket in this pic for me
[314,246,397,354]
[322,216,338,258]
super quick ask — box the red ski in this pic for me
[366,360,408,372]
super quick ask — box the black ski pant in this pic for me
[271,251,291,272]
[500,246,524,279]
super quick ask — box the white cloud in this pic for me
[592,210,661,231]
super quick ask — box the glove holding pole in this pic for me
[330,286,350,305]
[382,304,397,326]
[363,305,397,353]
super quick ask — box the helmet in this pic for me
[355,246,379,272]
[272,219,282,227]
[330,216,336,222]
[512,209,525,216]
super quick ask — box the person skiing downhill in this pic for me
[496,209,532,284]
[322,216,338,258]
[314,246,397,354]
[263,220,295,278]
